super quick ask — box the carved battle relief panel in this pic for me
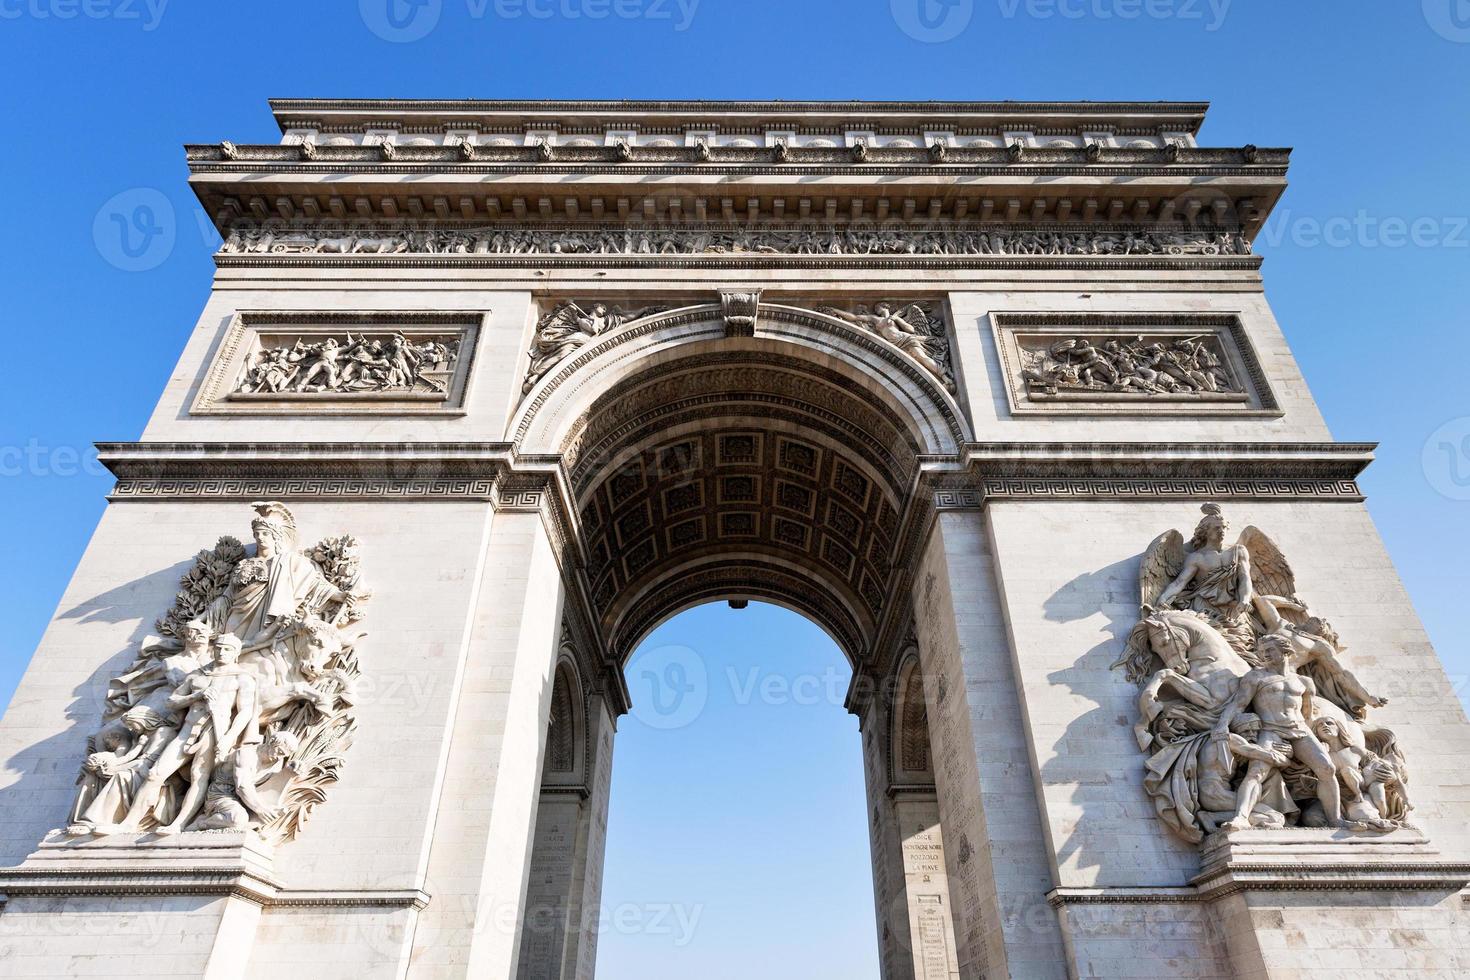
[192,311,481,415]
[990,312,1280,416]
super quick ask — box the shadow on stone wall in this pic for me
[0,558,193,865]
[1038,555,1198,880]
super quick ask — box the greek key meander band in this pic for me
[109,477,1364,503]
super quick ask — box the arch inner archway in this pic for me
[522,302,966,669]
[514,303,968,980]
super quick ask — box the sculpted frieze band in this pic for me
[1114,505,1410,844]
[63,502,369,844]
[219,226,1251,259]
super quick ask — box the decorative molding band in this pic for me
[215,252,1264,273]
[215,226,1251,261]
[1191,863,1470,901]
[1047,886,1201,907]
[0,868,431,910]
[95,442,1374,505]
[977,478,1363,501]
[109,478,500,501]
[932,489,983,511]
[963,441,1373,502]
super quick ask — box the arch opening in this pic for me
[598,601,880,978]
[532,307,965,666]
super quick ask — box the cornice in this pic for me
[267,98,1212,134]
[186,142,1285,173]
[94,441,1375,501]
[957,441,1375,503]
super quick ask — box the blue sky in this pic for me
[1,2,1468,976]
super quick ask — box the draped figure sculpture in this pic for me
[63,501,368,843]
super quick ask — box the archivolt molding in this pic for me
[512,302,968,456]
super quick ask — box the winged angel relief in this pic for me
[1113,504,1412,843]
[62,502,368,844]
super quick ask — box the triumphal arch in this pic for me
[2,99,1468,978]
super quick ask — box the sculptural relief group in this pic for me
[218,226,1251,259]
[236,332,459,396]
[64,502,368,843]
[1021,335,1241,397]
[1115,505,1411,843]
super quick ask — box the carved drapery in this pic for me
[63,501,368,845]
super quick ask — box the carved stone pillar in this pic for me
[408,506,568,979]
[859,696,919,980]
[909,508,1071,978]
[517,686,617,980]
[894,796,961,980]
[859,649,966,980]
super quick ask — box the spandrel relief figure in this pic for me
[817,303,955,389]
[60,502,368,844]
[1152,503,1256,652]
[1114,504,1413,845]
[523,301,669,392]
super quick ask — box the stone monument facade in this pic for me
[0,99,1467,978]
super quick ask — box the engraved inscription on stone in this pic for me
[915,897,955,980]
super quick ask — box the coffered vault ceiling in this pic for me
[563,353,918,664]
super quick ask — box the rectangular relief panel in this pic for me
[192,311,482,416]
[990,312,1280,417]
